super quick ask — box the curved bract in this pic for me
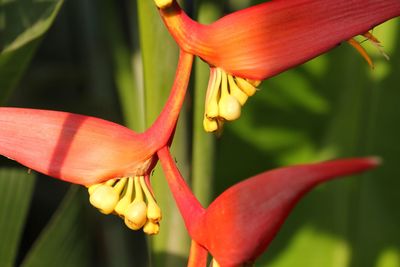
[0,51,193,234]
[0,51,193,186]
[0,108,149,185]
[160,0,400,80]
[158,147,379,266]
[201,158,379,266]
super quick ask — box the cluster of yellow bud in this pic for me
[203,67,261,133]
[88,176,162,235]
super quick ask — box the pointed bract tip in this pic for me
[367,156,383,166]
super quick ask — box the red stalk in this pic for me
[157,146,205,237]
[147,50,193,147]
[187,240,208,267]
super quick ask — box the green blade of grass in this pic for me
[136,1,190,266]
[0,168,35,267]
[100,0,145,132]
[0,0,64,103]
[20,186,92,267]
[191,0,221,207]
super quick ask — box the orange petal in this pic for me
[0,108,153,185]
[161,0,400,80]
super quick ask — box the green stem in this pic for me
[191,0,221,207]
[137,0,190,265]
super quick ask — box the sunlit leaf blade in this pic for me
[0,0,64,102]
[99,0,145,132]
[191,0,220,207]
[20,187,92,267]
[349,19,400,267]
[0,168,35,267]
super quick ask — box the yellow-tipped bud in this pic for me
[89,185,119,214]
[228,75,248,105]
[218,71,241,121]
[114,196,131,217]
[219,95,241,121]
[203,68,261,133]
[147,201,162,222]
[114,178,134,217]
[154,0,173,9]
[205,101,219,119]
[124,200,148,230]
[88,184,100,195]
[236,77,257,96]
[138,176,162,223]
[247,79,261,87]
[203,117,218,132]
[87,176,163,232]
[143,221,160,235]
[205,68,222,118]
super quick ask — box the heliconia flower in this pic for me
[0,51,194,234]
[158,146,379,266]
[156,0,400,132]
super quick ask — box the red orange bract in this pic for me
[158,146,379,266]
[0,51,193,185]
[160,0,400,80]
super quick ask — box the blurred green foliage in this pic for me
[0,0,399,266]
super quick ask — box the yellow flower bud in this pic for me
[124,200,147,230]
[114,178,134,217]
[228,75,248,105]
[236,77,257,96]
[143,221,160,235]
[114,196,130,218]
[205,68,222,118]
[147,201,162,222]
[203,117,218,132]
[218,95,241,121]
[89,184,119,214]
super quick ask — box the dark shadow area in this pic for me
[48,113,86,178]
[153,252,188,267]
[3,0,129,266]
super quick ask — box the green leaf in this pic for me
[136,0,189,265]
[0,0,64,102]
[0,168,35,267]
[20,186,92,267]
[191,0,221,207]
[100,0,145,132]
